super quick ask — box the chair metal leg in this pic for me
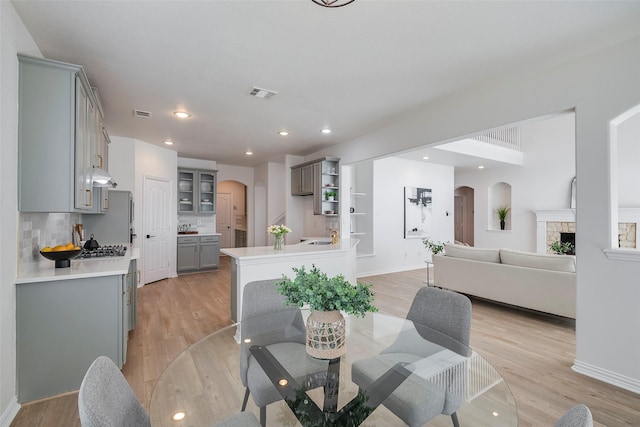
[451,412,460,427]
[241,387,250,411]
[260,406,266,426]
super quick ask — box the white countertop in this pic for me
[221,238,358,260]
[16,244,140,284]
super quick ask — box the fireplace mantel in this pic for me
[533,208,639,254]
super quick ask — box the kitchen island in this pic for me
[15,245,139,403]
[222,239,358,328]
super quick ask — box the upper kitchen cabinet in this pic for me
[178,168,217,214]
[291,157,340,216]
[291,163,314,196]
[18,54,109,213]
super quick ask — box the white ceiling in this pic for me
[11,0,640,168]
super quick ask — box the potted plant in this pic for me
[496,206,510,230]
[422,238,445,255]
[324,190,337,201]
[276,265,377,359]
[267,224,291,250]
[550,240,574,255]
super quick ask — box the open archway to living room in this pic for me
[608,103,640,253]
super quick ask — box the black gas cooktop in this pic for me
[79,245,127,258]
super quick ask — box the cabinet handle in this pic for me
[96,154,103,169]
[136,270,141,284]
[85,189,92,206]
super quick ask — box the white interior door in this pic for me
[216,192,233,248]
[143,176,171,284]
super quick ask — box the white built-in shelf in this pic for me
[350,192,366,197]
[350,212,366,215]
[351,232,366,236]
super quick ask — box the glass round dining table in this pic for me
[150,311,518,427]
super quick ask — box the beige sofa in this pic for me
[432,243,576,318]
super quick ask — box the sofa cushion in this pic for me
[499,248,576,273]
[444,243,501,263]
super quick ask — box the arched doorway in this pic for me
[216,180,247,249]
[454,186,474,246]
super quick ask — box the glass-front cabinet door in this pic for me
[198,172,216,213]
[178,170,195,213]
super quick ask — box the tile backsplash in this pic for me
[19,212,81,274]
[178,213,216,232]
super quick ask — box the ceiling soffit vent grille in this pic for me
[133,109,152,119]
[249,87,278,99]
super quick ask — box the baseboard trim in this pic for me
[572,359,640,394]
[0,396,20,427]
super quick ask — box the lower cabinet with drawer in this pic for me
[177,235,220,273]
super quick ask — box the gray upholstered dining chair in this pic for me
[239,279,328,426]
[351,286,472,427]
[79,356,260,427]
[554,404,593,427]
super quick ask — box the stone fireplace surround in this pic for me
[534,209,638,254]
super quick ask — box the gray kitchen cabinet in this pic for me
[178,168,217,214]
[199,235,220,269]
[291,163,314,195]
[126,259,138,331]
[18,54,108,213]
[177,236,199,272]
[291,157,340,216]
[177,235,220,273]
[16,273,128,402]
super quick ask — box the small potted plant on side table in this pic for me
[422,239,445,285]
[276,265,377,359]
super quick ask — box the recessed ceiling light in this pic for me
[245,150,253,156]
[478,165,485,169]
[172,412,186,421]
[173,111,191,119]
[422,156,430,160]
[278,131,289,136]
[164,140,174,145]
[321,128,332,134]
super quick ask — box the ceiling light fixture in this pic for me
[278,131,289,136]
[321,128,332,134]
[164,140,174,145]
[422,156,430,160]
[311,0,356,8]
[478,165,485,169]
[245,150,253,156]
[173,111,191,119]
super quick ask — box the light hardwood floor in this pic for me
[11,256,640,426]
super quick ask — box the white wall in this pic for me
[618,111,640,207]
[357,158,454,276]
[0,3,41,423]
[305,38,640,392]
[456,113,576,252]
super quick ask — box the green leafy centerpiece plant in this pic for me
[277,265,377,359]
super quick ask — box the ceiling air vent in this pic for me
[249,87,278,99]
[133,109,152,119]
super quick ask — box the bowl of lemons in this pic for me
[40,242,82,268]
